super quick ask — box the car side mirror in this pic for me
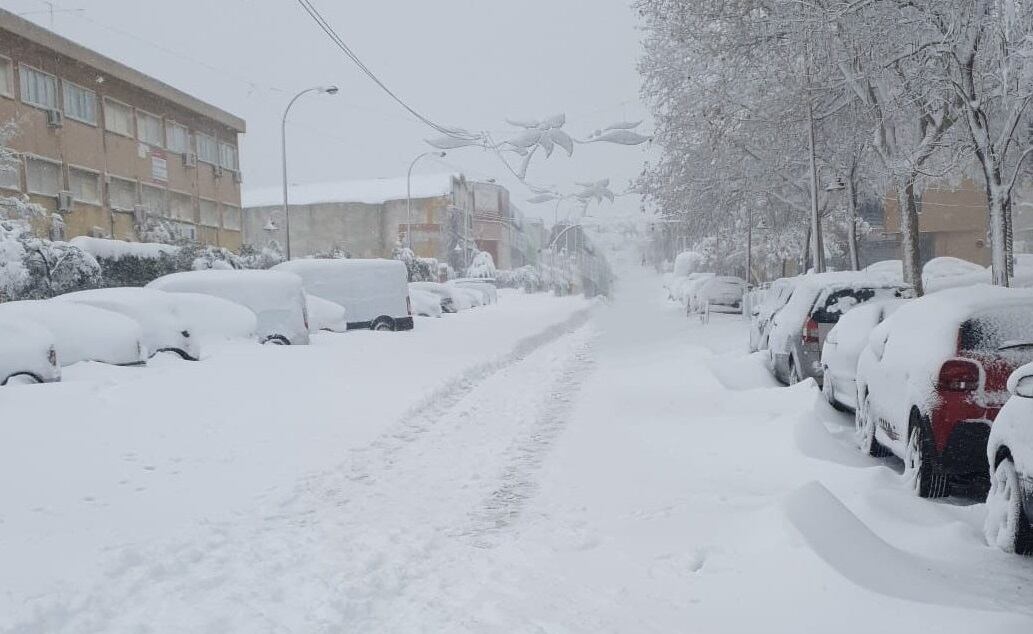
[1008,369,1033,399]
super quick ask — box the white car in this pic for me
[408,282,458,313]
[148,270,311,345]
[748,277,798,352]
[410,288,443,318]
[694,276,746,314]
[450,278,498,304]
[984,363,1033,555]
[820,299,906,411]
[306,294,348,333]
[274,259,413,332]
[0,317,60,385]
[56,288,200,360]
[163,292,258,344]
[0,300,146,366]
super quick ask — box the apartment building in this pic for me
[0,9,246,249]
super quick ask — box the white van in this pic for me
[148,270,311,345]
[273,259,413,332]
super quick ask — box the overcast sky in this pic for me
[2,0,652,222]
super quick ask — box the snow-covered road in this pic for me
[3,264,1033,632]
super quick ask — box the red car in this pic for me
[855,286,1033,498]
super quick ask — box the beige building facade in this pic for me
[0,9,246,250]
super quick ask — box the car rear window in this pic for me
[959,306,1033,354]
[811,286,905,324]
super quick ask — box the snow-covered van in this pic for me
[148,270,310,345]
[273,259,414,332]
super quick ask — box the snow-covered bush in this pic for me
[496,265,543,292]
[465,251,496,279]
[19,236,101,299]
[238,243,285,270]
[187,244,244,271]
[392,243,436,282]
[70,237,181,289]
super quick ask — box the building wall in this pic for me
[0,27,244,249]
[882,179,990,265]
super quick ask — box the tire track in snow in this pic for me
[6,308,599,633]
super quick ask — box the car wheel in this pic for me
[789,360,802,385]
[984,456,1033,555]
[371,318,394,332]
[855,393,888,457]
[904,415,950,499]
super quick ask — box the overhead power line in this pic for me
[294,0,480,141]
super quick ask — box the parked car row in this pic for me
[750,273,1033,556]
[0,259,488,386]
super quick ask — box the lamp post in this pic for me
[281,85,338,260]
[406,150,446,250]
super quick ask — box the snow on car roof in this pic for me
[243,174,459,208]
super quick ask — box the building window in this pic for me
[196,133,218,165]
[109,176,137,211]
[104,98,133,137]
[169,191,194,221]
[19,65,58,109]
[62,80,97,125]
[141,184,167,216]
[218,142,238,171]
[69,167,100,204]
[199,198,219,227]
[221,204,241,230]
[0,56,12,98]
[25,156,62,196]
[136,110,164,147]
[167,122,190,154]
[0,159,19,191]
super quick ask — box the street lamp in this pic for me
[281,85,339,260]
[406,150,447,250]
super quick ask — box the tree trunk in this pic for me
[897,178,924,296]
[846,174,860,271]
[989,190,1010,287]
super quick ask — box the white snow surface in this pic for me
[243,173,458,208]
[2,265,1033,632]
[0,299,145,366]
[68,236,179,260]
[164,292,258,345]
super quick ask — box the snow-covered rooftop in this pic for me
[243,173,460,208]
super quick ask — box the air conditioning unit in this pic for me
[232,170,242,184]
[213,164,224,178]
[56,191,74,212]
[45,109,63,128]
[183,152,198,168]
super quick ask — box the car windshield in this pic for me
[811,286,905,323]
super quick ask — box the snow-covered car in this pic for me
[665,251,705,299]
[748,277,798,352]
[305,294,348,333]
[408,282,457,313]
[148,270,311,345]
[410,288,443,318]
[767,273,910,385]
[682,273,717,312]
[984,363,1033,555]
[163,292,258,344]
[0,317,60,385]
[855,286,1033,498]
[55,288,200,360]
[693,276,746,314]
[452,285,484,308]
[450,278,498,304]
[274,259,413,332]
[0,300,146,366]
[820,298,907,412]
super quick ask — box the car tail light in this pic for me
[407,295,412,316]
[802,317,819,345]
[938,358,981,392]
